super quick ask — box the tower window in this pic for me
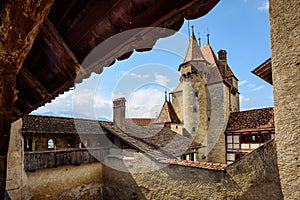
[192,127,196,132]
[194,92,198,97]
[193,107,197,112]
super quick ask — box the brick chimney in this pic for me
[113,97,126,130]
[218,49,228,76]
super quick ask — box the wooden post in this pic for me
[0,72,17,199]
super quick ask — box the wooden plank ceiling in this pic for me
[252,58,272,85]
[13,0,219,120]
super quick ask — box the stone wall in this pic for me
[103,140,282,200]
[206,82,229,163]
[269,0,300,199]
[24,163,103,200]
[7,119,24,200]
[226,140,283,199]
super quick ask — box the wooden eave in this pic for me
[1,0,220,121]
[252,58,272,85]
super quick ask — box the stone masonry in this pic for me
[269,0,300,199]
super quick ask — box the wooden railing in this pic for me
[24,148,109,171]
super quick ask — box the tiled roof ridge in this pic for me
[231,107,273,114]
[159,158,226,171]
[25,114,103,122]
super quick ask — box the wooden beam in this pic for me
[40,19,82,79]
[18,66,51,100]
[0,0,55,198]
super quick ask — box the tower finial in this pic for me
[165,91,167,102]
[198,32,201,46]
[207,33,210,45]
[188,20,190,37]
[191,25,195,36]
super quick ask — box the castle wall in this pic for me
[24,163,103,200]
[103,139,282,200]
[206,82,230,163]
[269,0,300,198]
[171,91,183,122]
[182,74,208,145]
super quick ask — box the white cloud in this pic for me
[252,85,265,91]
[240,95,250,103]
[127,72,149,79]
[239,80,247,85]
[126,88,165,118]
[154,73,170,87]
[258,1,269,11]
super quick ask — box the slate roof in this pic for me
[22,115,103,134]
[101,121,200,159]
[226,108,274,133]
[154,101,181,124]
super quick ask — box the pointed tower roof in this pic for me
[181,30,205,65]
[154,100,181,124]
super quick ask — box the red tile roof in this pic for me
[226,108,274,133]
[125,118,155,126]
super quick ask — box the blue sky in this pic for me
[32,0,273,120]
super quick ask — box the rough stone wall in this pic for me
[269,1,300,199]
[103,140,282,200]
[24,163,103,200]
[7,119,24,200]
[103,157,241,200]
[226,140,283,199]
[206,83,229,163]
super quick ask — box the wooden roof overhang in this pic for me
[1,0,220,121]
[252,58,272,85]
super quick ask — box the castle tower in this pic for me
[178,29,210,150]
[113,97,126,130]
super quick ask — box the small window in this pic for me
[193,107,197,112]
[192,127,196,132]
[48,139,54,149]
[194,92,198,98]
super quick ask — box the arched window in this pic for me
[48,139,54,149]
